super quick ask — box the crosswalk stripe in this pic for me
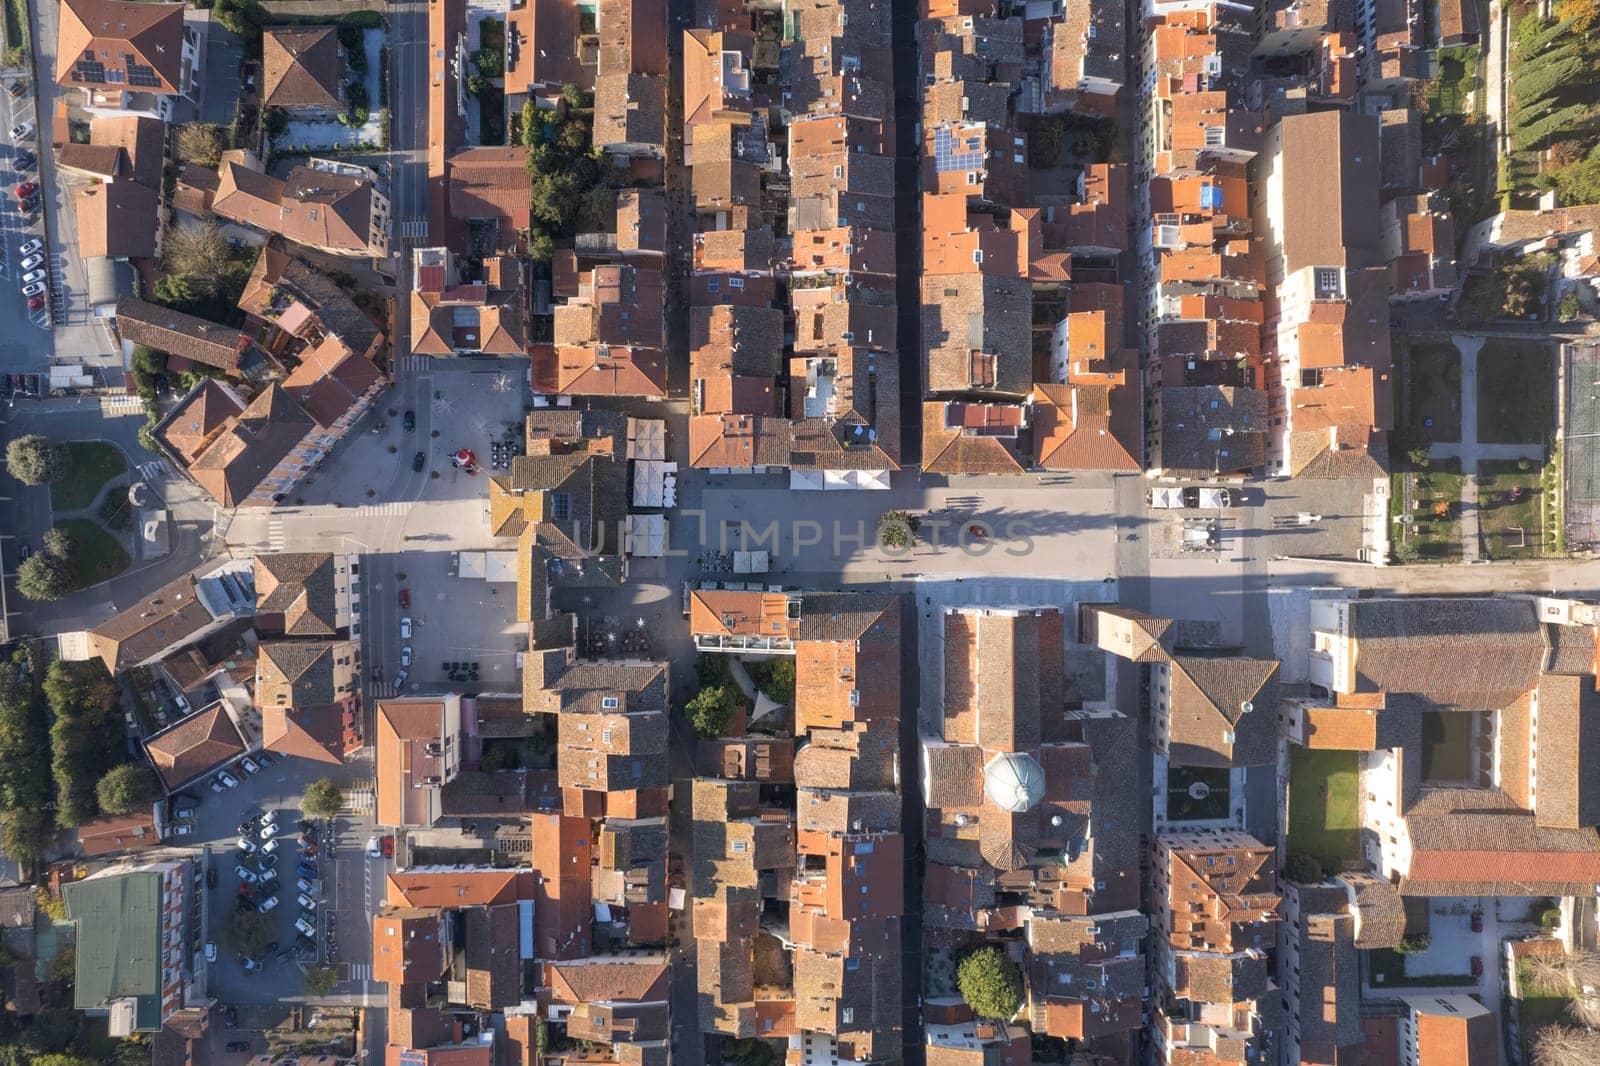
[268,518,286,551]
[346,963,371,981]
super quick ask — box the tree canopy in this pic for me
[302,778,344,819]
[956,946,1023,1020]
[4,435,67,486]
[686,686,740,738]
[16,556,70,602]
[96,765,161,815]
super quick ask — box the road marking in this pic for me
[346,963,371,981]
[351,502,410,517]
[267,518,286,551]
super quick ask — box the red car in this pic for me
[1470,910,1483,932]
[398,588,410,609]
[26,294,43,310]
[1470,956,1483,978]
[381,835,394,858]
[13,181,36,199]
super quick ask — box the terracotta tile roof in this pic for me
[385,869,526,909]
[921,401,1029,476]
[545,957,671,1006]
[76,811,159,856]
[1402,789,1600,894]
[263,26,345,109]
[1164,656,1279,766]
[1031,383,1142,471]
[689,412,791,468]
[447,147,534,232]
[1343,597,1546,711]
[157,379,246,463]
[254,553,338,636]
[503,0,582,95]
[261,702,346,765]
[144,704,247,789]
[115,297,254,374]
[56,0,185,94]
[184,383,316,507]
[87,572,216,673]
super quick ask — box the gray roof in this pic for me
[1345,597,1546,711]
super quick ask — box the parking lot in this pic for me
[366,548,522,699]
[0,68,51,365]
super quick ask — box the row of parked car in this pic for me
[231,810,325,970]
[207,752,270,793]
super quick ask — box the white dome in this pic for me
[983,751,1045,813]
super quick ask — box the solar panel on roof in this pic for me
[932,127,983,174]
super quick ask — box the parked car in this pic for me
[12,150,33,171]
[261,837,280,854]
[204,942,217,963]
[21,267,46,283]
[1471,956,1483,978]
[1471,910,1483,932]
[381,835,394,858]
[18,253,41,271]
[235,866,258,884]
[398,587,410,608]
[296,877,316,894]
[394,668,408,688]
[260,809,277,825]
[25,293,43,310]
[9,122,32,141]
[258,853,278,870]
[295,862,318,880]
[366,835,381,857]
[403,409,415,431]
[400,646,412,667]
[236,837,257,854]
[261,821,280,840]
[294,917,316,938]
[17,237,40,256]
[412,450,425,471]
[400,617,413,639]
[217,770,239,788]
[255,752,273,767]
[297,894,317,911]
[242,957,260,973]
[170,823,193,837]
[238,756,260,775]
[225,1041,251,1053]
[5,80,24,98]
[19,281,42,298]
[258,895,279,913]
[13,182,36,200]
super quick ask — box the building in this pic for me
[375,696,466,828]
[62,115,165,261]
[261,26,346,115]
[87,561,255,673]
[113,297,266,379]
[410,247,525,356]
[56,0,199,119]
[212,151,391,260]
[143,702,249,790]
[62,861,192,1034]
[257,640,360,764]
[1399,994,1498,1066]
[253,551,356,637]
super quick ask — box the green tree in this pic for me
[562,82,586,109]
[877,510,921,549]
[520,99,539,146]
[96,764,161,815]
[686,686,739,738]
[131,345,168,377]
[16,556,70,602]
[725,1038,778,1066]
[302,777,344,819]
[45,662,119,827]
[1284,852,1325,883]
[32,1054,96,1066]
[1559,292,1583,320]
[528,231,555,262]
[40,527,72,560]
[473,47,503,77]
[137,417,161,455]
[3,810,53,870]
[212,0,269,40]
[466,73,490,97]
[1553,153,1600,205]
[956,946,1023,1020]
[152,272,200,312]
[231,909,276,957]
[4,435,68,485]
[303,964,339,996]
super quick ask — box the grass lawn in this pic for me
[1400,339,1463,446]
[1425,46,1479,116]
[1367,948,1478,989]
[1287,748,1360,865]
[1479,458,1544,560]
[1391,461,1466,561]
[1477,340,1556,445]
[1166,766,1230,821]
[1421,711,1476,783]
[50,441,126,512]
[55,518,131,589]
[1519,992,1572,1062]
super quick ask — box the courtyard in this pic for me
[1287,747,1360,868]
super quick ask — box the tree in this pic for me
[303,965,339,996]
[213,0,269,39]
[173,123,225,166]
[1533,1024,1600,1066]
[877,510,921,549]
[131,345,168,377]
[152,272,200,311]
[231,909,276,957]
[163,221,234,296]
[473,47,503,77]
[16,555,70,602]
[562,82,586,109]
[1560,292,1583,321]
[302,777,344,819]
[2,810,54,870]
[1553,154,1600,206]
[521,100,539,146]
[1554,0,1599,34]
[4,435,67,485]
[45,662,119,828]
[725,1038,778,1066]
[528,231,555,262]
[1284,852,1325,884]
[686,686,739,738]
[96,764,161,815]
[40,527,72,560]
[32,1055,96,1066]
[466,73,490,97]
[956,946,1023,1020]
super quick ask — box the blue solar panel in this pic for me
[932,127,984,174]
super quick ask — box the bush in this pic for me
[957,946,1023,1020]
[137,417,161,455]
[16,555,70,601]
[40,528,72,560]
[473,46,503,78]
[45,662,119,828]
[5,435,68,485]
[340,9,383,28]
[686,686,740,738]
[96,764,161,815]
[1559,292,1583,321]
[1284,852,1326,884]
[877,509,920,549]
[1397,933,1431,954]
[302,777,344,819]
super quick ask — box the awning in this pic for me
[627,417,666,460]
[793,469,892,490]
[632,460,678,508]
[626,513,666,557]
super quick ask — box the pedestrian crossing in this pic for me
[396,217,428,239]
[345,963,371,982]
[267,517,286,551]
[136,461,165,482]
[396,354,433,374]
[369,681,399,698]
[351,501,409,517]
[99,395,144,414]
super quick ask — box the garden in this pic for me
[1390,460,1466,562]
[1478,458,1546,560]
[1505,11,1600,205]
[1476,339,1556,445]
[268,11,387,151]
[1396,337,1463,449]
[4,437,133,601]
[1286,747,1360,874]
[1165,765,1230,822]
